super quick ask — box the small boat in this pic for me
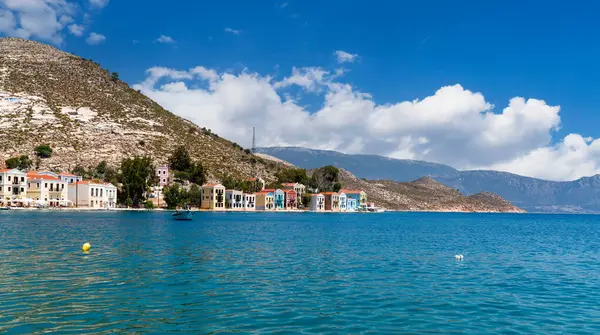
[0,207,10,211]
[172,209,193,220]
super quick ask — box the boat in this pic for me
[0,207,10,211]
[172,209,193,220]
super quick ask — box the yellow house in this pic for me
[255,191,274,211]
[26,172,68,207]
[201,183,226,210]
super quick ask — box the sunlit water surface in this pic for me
[1,211,600,334]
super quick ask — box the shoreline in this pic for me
[1,207,529,214]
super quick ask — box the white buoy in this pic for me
[455,254,464,261]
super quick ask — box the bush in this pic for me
[168,146,192,172]
[5,155,32,170]
[174,171,190,181]
[244,149,251,155]
[111,72,119,81]
[34,144,53,158]
[144,200,154,209]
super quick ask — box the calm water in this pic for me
[1,211,600,334]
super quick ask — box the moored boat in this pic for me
[172,209,193,220]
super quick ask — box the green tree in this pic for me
[163,184,182,209]
[95,161,107,175]
[117,156,155,206]
[276,167,309,185]
[144,200,154,209]
[310,165,340,192]
[5,155,32,170]
[168,145,192,172]
[174,171,190,181]
[188,184,203,207]
[221,174,241,190]
[111,72,119,81]
[332,182,342,192]
[188,162,206,185]
[34,144,53,158]
[302,193,312,208]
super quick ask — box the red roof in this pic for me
[282,183,296,186]
[262,188,276,192]
[340,189,362,194]
[321,192,339,195]
[256,191,273,195]
[247,178,257,181]
[283,189,296,194]
[26,173,61,181]
[203,183,219,187]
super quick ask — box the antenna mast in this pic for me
[252,127,256,154]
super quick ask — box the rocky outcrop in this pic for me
[338,169,524,212]
[0,38,276,181]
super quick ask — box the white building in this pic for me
[68,180,117,209]
[338,192,347,212]
[35,171,83,185]
[243,193,256,211]
[310,193,325,211]
[156,165,170,187]
[225,189,244,210]
[26,172,68,207]
[0,168,27,206]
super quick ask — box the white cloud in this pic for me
[134,64,595,181]
[68,23,84,36]
[155,35,175,44]
[224,27,242,35]
[0,0,77,44]
[335,50,359,64]
[89,0,109,8]
[86,32,105,45]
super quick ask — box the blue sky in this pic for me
[60,0,598,141]
[2,0,600,180]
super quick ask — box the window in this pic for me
[45,183,48,188]
[37,183,39,187]
[28,183,30,188]
[100,189,103,197]
[91,188,94,196]
[8,187,11,191]
[21,177,24,182]
[21,188,24,192]
[62,184,64,190]
[8,176,11,181]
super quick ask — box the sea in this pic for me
[1,211,600,334]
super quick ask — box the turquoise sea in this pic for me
[1,211,600,334]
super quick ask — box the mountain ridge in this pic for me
[257,146,600,213]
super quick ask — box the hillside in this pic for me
[258,146,600,213]
[338,169,524,212]
[0,38,275,181]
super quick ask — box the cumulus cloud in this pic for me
[335,50,359,63]
[155,35,175,44]
[133,64,595,181]
[224,27,242,35]
[0,0,77,44]
[68,23,84,36]
[86,32,105,45]
[89,0,109,8]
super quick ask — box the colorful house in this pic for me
[310,193,325,211]
[225,189,244,210]
[156,165,170,187]
[274,189,285,210]
[323,192,340,212]
[338,192,347,212]
[283,189,297,210]
[243,193,256,211]
[346,198,358,211]
[341,190,367,207]
[255,191,274,210]
[201,184,226,210]
[0,168,27,206]
[282,183,306,206]
[27,172,68,207]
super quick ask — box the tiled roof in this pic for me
[312,193,324,197]
[340,189,362,194]
[321,192,339,195]
[283,189,296,194]
[26,173,61,181]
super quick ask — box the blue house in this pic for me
[346,198,358,211]
[274,189,285,210]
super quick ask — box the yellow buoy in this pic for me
[82,242,91,252]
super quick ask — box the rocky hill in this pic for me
[338,169,524,212]
[0,38,275,181]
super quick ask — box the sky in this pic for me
[2,0,600,181]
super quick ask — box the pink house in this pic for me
[156,165,170,187]
[284,189,297,210]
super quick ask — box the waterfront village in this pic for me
[0,145,370,212]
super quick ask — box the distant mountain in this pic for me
[257,147,600,213]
